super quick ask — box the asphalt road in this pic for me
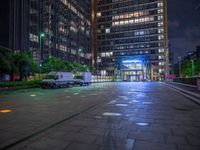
[0,82,200,150]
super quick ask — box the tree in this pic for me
[64,61,74,72]
[72,63,90,74]
[182,60,192,77]
[14,52,37,81]
[0,46,18,80]
[42,57,65,73]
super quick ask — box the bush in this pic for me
[173,77,198,85]
[0,80,41,87]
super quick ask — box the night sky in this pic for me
[168,0,200,61]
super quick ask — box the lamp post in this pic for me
[178,56,182,78]
[97,56,100,70]
[78,48,82,64]
[191,59,194,77]
[39,33,45,79]
[40,33,45,60]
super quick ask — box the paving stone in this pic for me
[186,135,200,146]
[64,142,99,150]
[23,137,71,150]
[166,135,189,145]
[128,131,165,143]
[133,140,178,150]
[177,145,200,150]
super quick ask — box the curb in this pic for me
[163,82,200,105]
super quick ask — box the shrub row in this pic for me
[0,80,41,87]
[173,77,199,85]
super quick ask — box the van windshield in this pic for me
[45,75,57,79]
[75,76,83,79]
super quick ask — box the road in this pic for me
[0,82,200,150]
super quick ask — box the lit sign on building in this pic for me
[122,60,142,64]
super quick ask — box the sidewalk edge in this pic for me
[163,82,200,105]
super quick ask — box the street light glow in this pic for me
[40,33,45,37]
[78,48,82,52]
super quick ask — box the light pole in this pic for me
[78,48,82,64]
[39,33,45,79]
[40,33,45,61]
[178,56,182,78]
[191,59,194,77]
[97,56,100,71]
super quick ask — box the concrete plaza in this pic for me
[0,82,200,150]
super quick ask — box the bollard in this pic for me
[197,79,200,91]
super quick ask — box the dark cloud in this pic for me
[168,20,180,28]
[168,0,200,62]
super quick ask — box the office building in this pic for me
[93,0,168,81]
[4,0,92,65]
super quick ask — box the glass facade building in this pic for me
[9,0,92,65]
[94,0,168,81]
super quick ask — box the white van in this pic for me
[41,72,73,88]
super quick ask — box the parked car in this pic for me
[41,72,73,88]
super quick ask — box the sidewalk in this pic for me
[0,82,200,150]
[164,82,200,105]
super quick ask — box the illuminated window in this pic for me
[105,28,110,33]
[30,34,39,42]
[159,62,165,66]
[159,69,164,73]
[158,55,164,60]
[158,48,165,53]
[158,15,163,21]
[97,12,101,17]
[158,29,164,33]
[158,2,163,7]
[158,35,164,40]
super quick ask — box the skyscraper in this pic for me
[7,0,92,65]
[93,0,168,81]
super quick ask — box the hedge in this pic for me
[173,77,199,86]
[0,80,41,87]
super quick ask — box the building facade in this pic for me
[94,0,168,81]
[8,0,92,65]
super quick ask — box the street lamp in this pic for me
[178,56,182,78]
[78,48,82,64]
[40,33,45,61]
[39,63,42,80]
[191,59,194,77]
[39,33,45,79]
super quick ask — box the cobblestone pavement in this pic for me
[0,82,200,150]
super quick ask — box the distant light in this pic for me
[30,94,37,97]
[136,123,149,126]
[115,104,128,107]
[0,109,12,113]
[123,60,142,63]
[103,112,122,116]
